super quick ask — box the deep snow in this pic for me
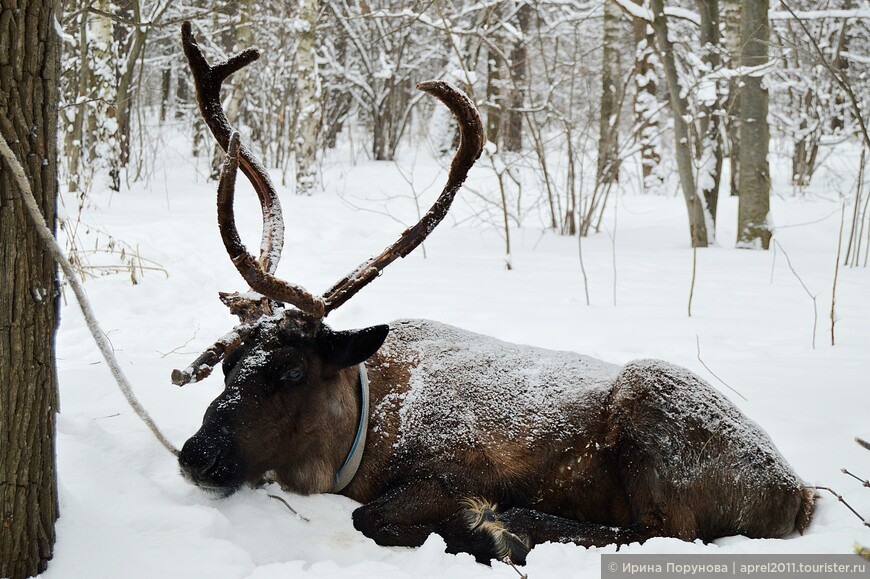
[41,133,870,578]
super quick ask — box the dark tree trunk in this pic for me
[504,3,531,153]
[736,0,772,249]
[175,65,189,120]
[486,43,503,146]
[159,67,171,122]
[0,0,61,577]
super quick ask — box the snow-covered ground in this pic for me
[44,136,870,578]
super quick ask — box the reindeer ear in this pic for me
[316,325,389,369]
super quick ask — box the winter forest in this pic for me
[1,0,870,577]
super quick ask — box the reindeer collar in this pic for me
[332,363,369,493]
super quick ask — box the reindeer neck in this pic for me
[331,364,369,492]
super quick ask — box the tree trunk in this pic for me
[322,30,350,150]
[736,0,772,249]
[504,2,531,153]
[723,0,741,196]
[159,67,171,122]
[114,0,145,179]
[650,0,709,247]
[294,0,322,193]
[830,0,851,133]
[631,3,661,190]
[597,0,622,185]
[696,0,723,230]
[175,58,190,121]
[87,0,112,166]
[0,0,61,577]
[486,44,503,146]
[63,1,88,195]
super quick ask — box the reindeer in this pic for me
[175,23,814,565]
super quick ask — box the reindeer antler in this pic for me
[321,80,485,313]
[181,22,285,286]
[217,132,326,317]
[173,23,484,386]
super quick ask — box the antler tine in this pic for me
[181,21,283,276]
[219,133,326,317]
[320,80,485,314]
[171,323,254,386]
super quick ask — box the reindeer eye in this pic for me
[282,367,305,384]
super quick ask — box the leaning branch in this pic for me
[0,128,178,456]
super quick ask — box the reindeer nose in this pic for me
[178,437,222,481]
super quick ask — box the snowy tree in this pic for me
[722,0,742,197]
[646,0,717,247]
[321,0,445,161]
[294,0,322,194]
[597,0,624,186]
[631,2,662,191]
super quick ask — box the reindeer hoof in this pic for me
[461,498,530,565]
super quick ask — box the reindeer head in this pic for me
[174,23,483,496]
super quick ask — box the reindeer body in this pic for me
[346,319,619,507]
[301,320,811,561]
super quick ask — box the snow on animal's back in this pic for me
[375,319,621,455]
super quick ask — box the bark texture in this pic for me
[736,0,772,249]
[0,0,61,577]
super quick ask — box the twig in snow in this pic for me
[0,127,178,456]
[771,240,818,349]
[857,437,870,451]
[695,336,747,400]
[501,557,528,579]
[267,493,310,522]
[688,247,697,317]
[610,192,618,307]
[832,199,846,346]
[811,486,870,528]
[158,326,200,358]
[842,469,870,488]
[770,241,777,284]
[577,227,591,306]
[844,149,865,266]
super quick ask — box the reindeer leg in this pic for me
[351,478,452,548]
[351,479,520,564]
[498,507,653,553]
[452,501,652,565]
